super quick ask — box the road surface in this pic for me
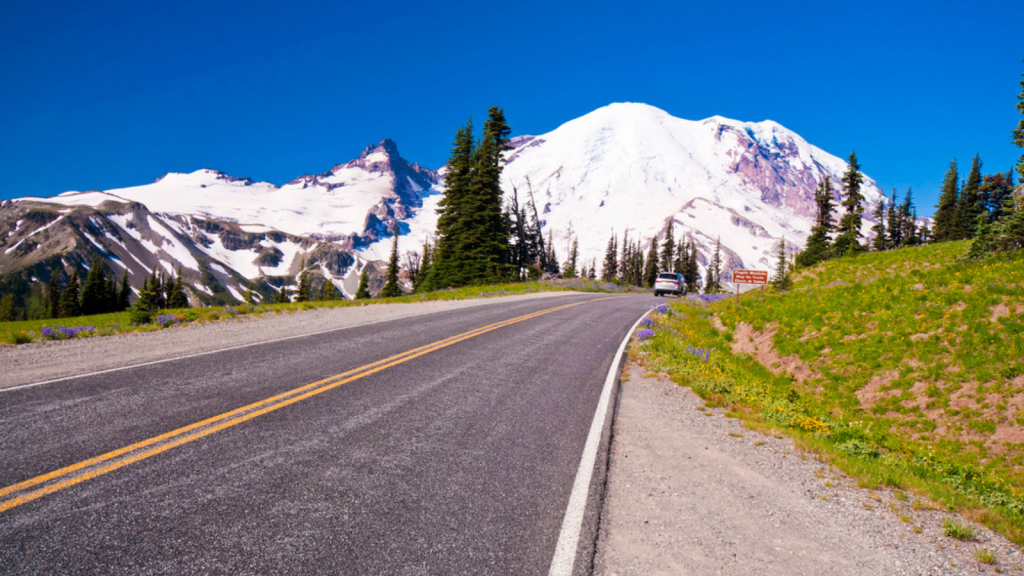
[0,292,655,575]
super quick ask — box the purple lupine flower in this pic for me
[656,304,668,313]
[641,318,653,328]
[636,328,656,340]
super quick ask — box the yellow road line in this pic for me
[0,295,627,513]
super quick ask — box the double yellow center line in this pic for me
[0,297,621,514]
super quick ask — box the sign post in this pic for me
[731,270,769,304]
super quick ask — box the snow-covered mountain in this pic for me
[1,103,886,303]
[0,140,437,303]
[389,102,885,281]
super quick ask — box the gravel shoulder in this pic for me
[594,363,1024,575]
[0,291,571,390]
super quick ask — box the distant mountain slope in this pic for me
[0,140,435,303]
[380,103,885,280]
[2,103,888,306]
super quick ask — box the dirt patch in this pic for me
[731,322,818,384]
[952,301,968,311]
[991,302,1011,323]
[855,370,900,409]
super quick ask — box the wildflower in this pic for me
[636,328,656,340]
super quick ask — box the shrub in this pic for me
[943,518,976,540]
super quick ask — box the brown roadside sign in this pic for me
[732,270,768,285]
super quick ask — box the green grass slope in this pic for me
[637,241,1024,544]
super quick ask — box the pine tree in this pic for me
[660,223,674,271]
[979,172,1015,223]
[772,238,791,291]
[545,229,559,275]
[643,239,659,288]
[80,253,107,316]
[886,189,903,248]
[381,227,402,298]
[168,266,189,308]
[1014,62,1024,182]
[870,198,888,251]
[104,274,117,313]
[296,266,311,303]
[796,178,836,267]
[673,238,685,274]
[832,152,866,256]
[118,271,131,311]
[46,273,60,319]
[704,238,722,293]
[898,188,919,246]
[958,155,984,239]
[683,239,700,293]
[355,269,371,300]
[586,259,597,280]
[931,159,960,242]
[601,233,618,282]
[562,237,579,278]
[414,239,433,292]
[129,275,157,324]
[58,270,81,318]
[429,121,476,289]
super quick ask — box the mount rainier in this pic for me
[0,102,884,302]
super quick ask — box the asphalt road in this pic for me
[0,292,656,575]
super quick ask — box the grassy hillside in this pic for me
[637,241,1024,544]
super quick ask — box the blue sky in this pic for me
[1,0,1022,215]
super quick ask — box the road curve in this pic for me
[0,292,657,575]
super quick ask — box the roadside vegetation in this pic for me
[632,240,1024,544]
[0,277,644,345]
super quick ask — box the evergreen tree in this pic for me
[129,276,157,324]
[886,189,903,248]
[586,259,597,280]
[58,270,81,318]
[245,287,255,305]
[168,266,189,308]
[660,224,674,271]
[870,198,888,251]
[898,188,919,246]
[643,239,659,288]
[980,171,1016,223]
[772,238,792,291]
[796,178,836,267]
[429,121,476,289]
[562,236,579,278]
[545,229,559,275]
[277,284,292,304]
[601,233,618,282]
[704,238,722,293]
[46,273,60,319]
[1014,62,1024,182]
[683,239,700,293]
[355,269,371,300]
[832,152,866,255]
[673,238,686,274]
[80,253,107,316]
[104,274,118,313]
[381,227,402,298]
[958,155,984,238]
[296,259,312,302]
[931,159,960,242]
[414,239,433,292]
[118,271,131,311]
[618,230,630,284]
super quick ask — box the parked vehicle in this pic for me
[654,272,684,297]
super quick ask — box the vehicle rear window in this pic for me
[658,273,679,279]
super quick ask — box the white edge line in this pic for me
[548,307,653,576]
[2,319,386,393]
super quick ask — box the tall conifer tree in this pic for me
[643,239,659,288]
[796,178,836,267]
[381,227,402,298]
[1014,62,1024,182]
[832,152,866,255]
[601,233,618,282]
[958,155,984,239]
[660,224,674,271]
[870,198,888,251]
[59,270,82,318]
[931,159,960,242]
